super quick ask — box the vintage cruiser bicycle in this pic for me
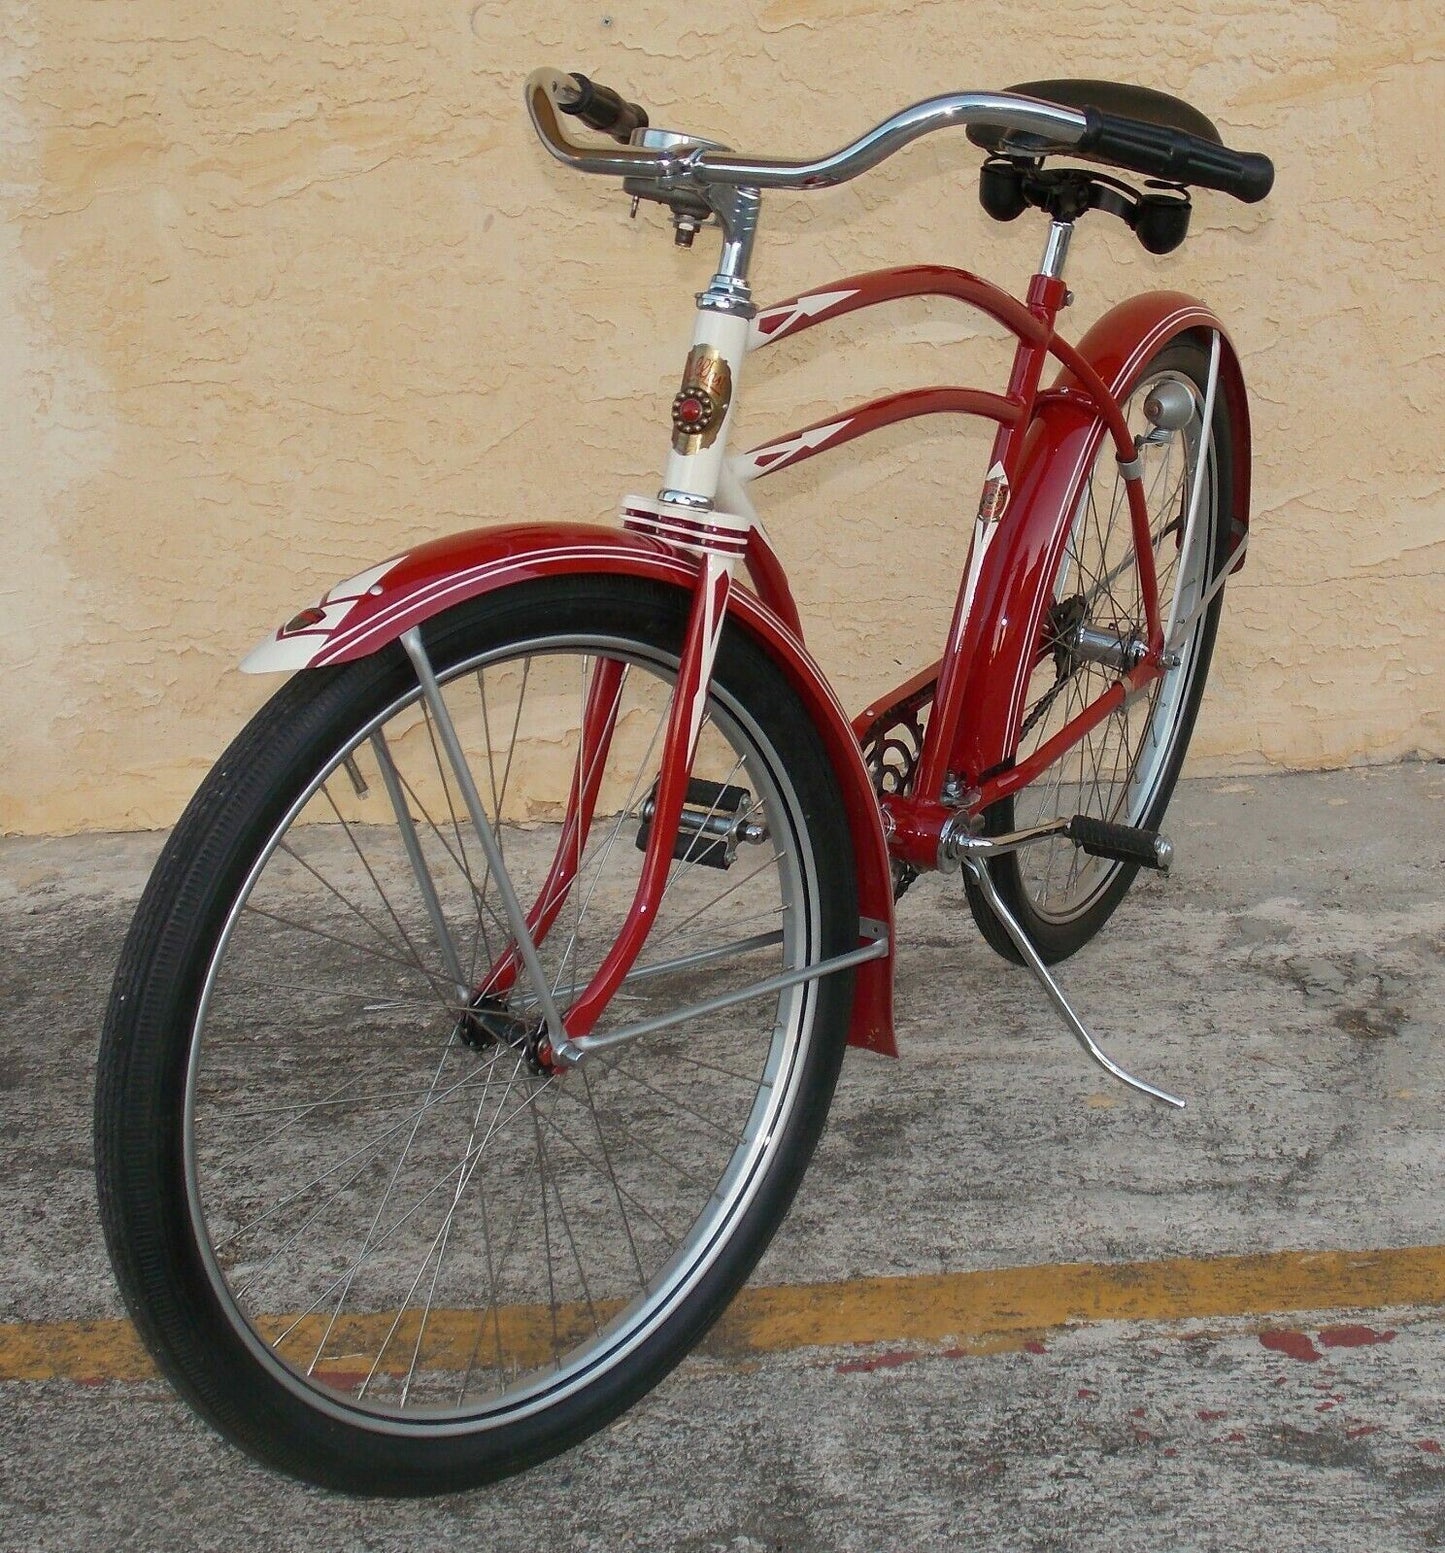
[95,69,1273,1494]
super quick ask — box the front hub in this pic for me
[455,995,556,1075]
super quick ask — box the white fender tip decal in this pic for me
[240,633,328,674]
[239,555,405,674]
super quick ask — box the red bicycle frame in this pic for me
[246,272,1252,1063]
[739,264,1250,870]
[478,261,1248,1053]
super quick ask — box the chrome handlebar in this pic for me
[525,68,1089,192]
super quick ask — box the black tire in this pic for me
[96,573,857,1495]
[966,338,1234,963]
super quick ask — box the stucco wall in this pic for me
[0,1,1440,835]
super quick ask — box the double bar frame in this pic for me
[383,73,1229,1083]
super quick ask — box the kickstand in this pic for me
[962,856,1185,1109]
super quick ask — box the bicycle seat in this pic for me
[968,79,1223,154]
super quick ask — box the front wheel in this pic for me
[95,574,857,1495]
[966,337,1236,963]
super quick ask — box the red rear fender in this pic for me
[950,293,1253,781]
[243,521,898,1056]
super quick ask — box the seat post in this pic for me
[1039,217,1074,281]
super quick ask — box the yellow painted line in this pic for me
[708,1243,1445,1355]
[5,1244,1444,1384]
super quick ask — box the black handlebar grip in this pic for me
[558,73,649,144]
[1079,108,1274,203]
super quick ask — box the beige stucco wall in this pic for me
[0,1,1440,835]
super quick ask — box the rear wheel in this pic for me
[96,574,856,1494]
[967,338,1234,963]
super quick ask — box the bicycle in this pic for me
[94,68,1273,1495]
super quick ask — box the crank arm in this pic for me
[942,814,1173,871]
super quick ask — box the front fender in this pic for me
[244,521,898,1057]
[950,292,1253,781]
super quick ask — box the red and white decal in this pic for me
[748,289,860,349]
[734,418,855,481]
[683,554,732,759]
[976,460,1011,525]
[952,463,1012,654]
[241,557,403,673]
[620,497,750,557]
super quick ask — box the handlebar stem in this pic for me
[700,187,761,316]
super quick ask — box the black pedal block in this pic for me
[635,778,751,870]
[1064,814,1172,871]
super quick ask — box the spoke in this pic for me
[391,755,511,969]
[419,698,476,904]
[276,831,446,1015]
[222,1050,509,1275]
[646,848,787,950]
[224,1066,504,1126]
[268,1058,551,1354]
[547,1074,716,1192]
[216,970,449,1014]
[536,1090,683,1252]
[530,1081,561,1365]
[591,1054,742,1142]
[316,787,448,999]
[240,901,460,1005]
[531,1097,602,1352]
[379,1053,516,1404]
[579,1064,649,1285]
[303,1033,459,1375]
[468,658,534,982]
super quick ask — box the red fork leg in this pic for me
[562,554,734,1040]
[476,655,627,998]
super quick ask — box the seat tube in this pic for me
[916,221,1073,801]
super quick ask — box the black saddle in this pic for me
[968,79,1223,155]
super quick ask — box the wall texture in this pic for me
[0,0,1440,834]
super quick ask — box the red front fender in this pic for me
[950,292,1253,781]
[244,521,898,1056]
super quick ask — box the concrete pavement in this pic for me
[1,760,1442,1549]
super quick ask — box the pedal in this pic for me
[1065,815,1173,872]
[635,778,754,870]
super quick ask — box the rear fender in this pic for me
[243,521,898,1056]
[950,293,1253,782]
